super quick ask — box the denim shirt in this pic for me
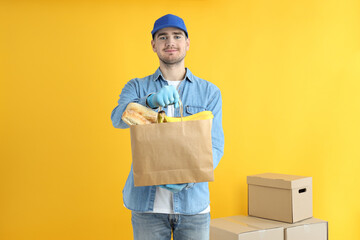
[111,68,224,215]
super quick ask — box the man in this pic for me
[111,14,224,240]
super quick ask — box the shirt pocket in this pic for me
[185,105,206,115]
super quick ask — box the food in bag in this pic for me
[122,102,213,126]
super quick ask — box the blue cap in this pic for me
[151,14,188,39]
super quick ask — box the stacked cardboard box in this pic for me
[211,215,328,240]
[210,173,328,240]
[247,173,313,223]
[211,216,284,240]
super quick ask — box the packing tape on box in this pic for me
[222,218,251,228]
[225,217,266,240]
[223,217,267,239]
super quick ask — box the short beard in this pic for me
[158,53,186,66]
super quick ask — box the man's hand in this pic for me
[159,184,187,193]
[147,86,180,109]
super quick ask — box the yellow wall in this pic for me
[1,0,359,239]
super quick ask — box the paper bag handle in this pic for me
[158,99,184,122]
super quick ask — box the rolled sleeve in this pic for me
[111,79,153,129]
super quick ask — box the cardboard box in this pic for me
[229,216,328,240]
[210,215,284,240]
[282,218,328,240]
[247,173,313,223]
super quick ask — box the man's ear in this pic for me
[151,39,156,52]
[186,37,190,51]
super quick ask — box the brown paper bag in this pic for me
[130,113,214,187]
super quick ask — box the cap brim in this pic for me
[152,25,188,38]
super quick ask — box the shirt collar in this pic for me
[153,67,194,83]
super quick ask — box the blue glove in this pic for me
[159,184,187,193]
[147,85,180,109]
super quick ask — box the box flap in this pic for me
[247,173,312,189]
[210,218,258,234]
[211,216,284,240]
[229,215,286,229]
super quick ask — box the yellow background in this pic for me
[1,0,359,239]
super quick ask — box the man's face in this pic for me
[151,27,190,66]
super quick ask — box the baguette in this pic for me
[121,102,158,125]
